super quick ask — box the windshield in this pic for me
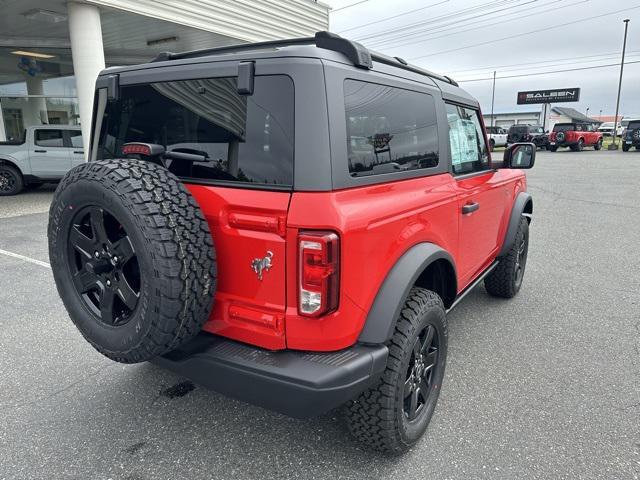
[529,126,544,134]
[96,75,294,187]
[628,121,640,130]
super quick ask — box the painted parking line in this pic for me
[0,249,51,269]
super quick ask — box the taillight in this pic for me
[298,231,339,317]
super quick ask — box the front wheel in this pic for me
[485,216,529,298]
[622,144,630,152]
[0,164,24,196]
[345,288,447,454]
[489,139,495,151]
[549,146,558,152]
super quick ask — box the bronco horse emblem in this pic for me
[251,251,273,281]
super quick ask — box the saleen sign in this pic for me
[517,88,581,105]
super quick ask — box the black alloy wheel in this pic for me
[0,165,23,196]
[403,324,440,421]
[67,205,140,326]
[513,230,528,290]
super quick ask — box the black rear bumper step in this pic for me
[152,333,388,418]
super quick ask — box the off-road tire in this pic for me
[622,144,630,152]
[0,164,23,196]
[571,139,584,152]
[48,159,216,363]
[344,288,448,454]
[549,146,558,152]
[484,216,529,298]
[594,138,603,150]
[489,139,495,151]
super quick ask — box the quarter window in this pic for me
[445,104,490,175]
[344,79,439,177]
[35,129,64,147]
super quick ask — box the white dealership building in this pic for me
[0,0,329,152]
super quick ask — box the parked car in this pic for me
[486,125,508,149]
[548,123,603,151]
[507,124,549,149]
[597,121,622,137]
[622,120,640,151]
[0,125,84,195]
[47,31,535,453]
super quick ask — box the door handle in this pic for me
[462,202,480,214]
[74,151,84,154]
[34,149,47,153]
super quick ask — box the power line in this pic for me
[354,0,524,42]
[456,60,640,83]
[370,0,577,50]
[408,5,640,60]
[331,0,372,13]
[366,0,544,48]
[449,52,640,78]
[337,0,450,34]
[445,50,640,75]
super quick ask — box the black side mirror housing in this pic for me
[504,142,536,169]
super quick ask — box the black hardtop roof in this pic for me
[98,31,476,103]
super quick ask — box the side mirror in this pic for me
[504,142,535,169]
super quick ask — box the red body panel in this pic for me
[187,168,526,352]
[549,129,602,146]
[186,184,290,350]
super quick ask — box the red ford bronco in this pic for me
[48,32,535,453]
[548,122,603,152]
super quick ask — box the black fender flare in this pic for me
[358,243,456,344]
[498,192,532,257]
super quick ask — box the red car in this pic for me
[548,122,603,151]
[47,32,535,453]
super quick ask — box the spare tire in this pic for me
[48,159,216,363]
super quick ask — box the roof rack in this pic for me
[151,31,457,86]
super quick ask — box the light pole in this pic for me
[490,70,497,129]
[586,107,590,118]
[610,19,630,150]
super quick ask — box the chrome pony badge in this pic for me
[251,251,273,281]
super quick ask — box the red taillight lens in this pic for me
[122,143,151,156]
[298,231,339,317]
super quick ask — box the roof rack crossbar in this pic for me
[150,31,457,86]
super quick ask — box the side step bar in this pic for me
[447,260,499,313]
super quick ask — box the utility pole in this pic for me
[490,70,496,129]
[610,19,630,150]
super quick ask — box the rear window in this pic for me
[509,125,529,133]
[97,76,294,187]
[553,124,575,132]
[628,121,640,130]
[344,79,439,177]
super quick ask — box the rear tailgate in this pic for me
[188,185,290,350]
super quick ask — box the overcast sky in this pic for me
[325,0,640,118]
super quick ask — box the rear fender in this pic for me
[357,243,456,344]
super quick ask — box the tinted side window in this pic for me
[35,129,64,147]
[446,104,490,176]
[343,80,439,177]
[70,131,83,148]
[98,76,294,187]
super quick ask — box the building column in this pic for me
[68,1,105,159]
[25,76,49,126]
[0,100,6,142]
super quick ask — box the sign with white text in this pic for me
[517,88,581,105]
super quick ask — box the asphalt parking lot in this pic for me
[1,150,639,480]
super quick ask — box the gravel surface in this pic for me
[1,150,638,480]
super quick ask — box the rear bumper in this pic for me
[152,333,388,418]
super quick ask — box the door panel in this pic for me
[186,184,291,350]
[67,130,85,166]
[454,172,507,287]
[29,129,71,177]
